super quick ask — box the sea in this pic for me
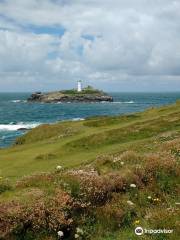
[0,92,180,148]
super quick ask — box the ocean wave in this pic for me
[0,122,40,131]
[10,100,27,103]
[113,101,135,104]
[72,118,85,121]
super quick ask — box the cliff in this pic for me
[27,88,113,103]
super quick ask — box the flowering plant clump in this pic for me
[130,183,136,188]
[57,230,64,238]
[118,151,141,164]
[67,171,112,205]
[56,165,63,171]
[0,189,73,239]
[152,198,161,204]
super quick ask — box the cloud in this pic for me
[0,0,180,91]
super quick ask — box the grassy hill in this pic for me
[0,101,179,240]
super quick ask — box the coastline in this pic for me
[0,92,180,148]
[0,101,179,239]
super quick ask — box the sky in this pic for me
[0,0,180,92]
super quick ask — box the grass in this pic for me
[0,101,179,239]
[61,86,104,95]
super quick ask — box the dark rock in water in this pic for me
[27,88,113,103]
[28,92,43,101]
[17,128,29,131]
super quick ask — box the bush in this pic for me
[16,174,54,188]
[0,179,12,194]
[0,190,73,239]
[96,203,125,230]
[66,172,112,205]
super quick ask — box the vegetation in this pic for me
[0,101,179,239]
[61,86,104,95]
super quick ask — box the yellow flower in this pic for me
[134,220,140,225]
[153,198,160,202]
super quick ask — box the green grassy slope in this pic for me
[0,101,179,240]
[0,101,179,180]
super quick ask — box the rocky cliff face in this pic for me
[27,91,113,103]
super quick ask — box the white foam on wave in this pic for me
[72,118,85,121]
[10,100,27,103]
[0,122,40,131]
[11,100,21,103]
[113,101,135,104]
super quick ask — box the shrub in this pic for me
[16,174,54,188]
[0,190,73,239]
[107,173,126,192]
[0,179,12,194]
[96,203,125,230]
[118,151,142,164]
[66,172,112,206]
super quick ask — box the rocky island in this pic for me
[28,85,113,103]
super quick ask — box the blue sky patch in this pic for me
[82,34,95,41]
[24,24,66,36]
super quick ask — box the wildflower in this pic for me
[127,200,134,206]
[147,196,152,200]
[130,183,136,188]
[57,230,64,238]
[75,234,79,239]
[153,198,160,202]
[76,227,84,235]
[134,220,140,225]
[120,161,124,165]
[56,165,63,171]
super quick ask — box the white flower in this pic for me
[57,230,64,238]
[127,200,134,206]
[120,161,124,165]
[76,227,84,234]
[130,183,136,188]
[56,165,62,171]
[147,196,152,199]
[75,234,79,238]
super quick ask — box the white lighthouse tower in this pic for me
[77,80,82,92]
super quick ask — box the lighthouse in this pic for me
[77,80,82,92]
